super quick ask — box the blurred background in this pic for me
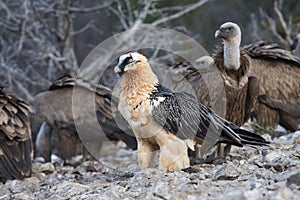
[0,0,300,102]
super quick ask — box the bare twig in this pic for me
[258,0,298,48]
[67,1,115,13]
[13,79,34,102]
[259,7,287,46]
[151,0,210,26]
[273,0,292,43]
[130,0,152,29]
[250,13,262,41]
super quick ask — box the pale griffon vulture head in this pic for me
[215,22,241,45]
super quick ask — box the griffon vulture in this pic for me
[163,40,258,127]
[0,87,33,182]
[34,75,137,162]
[215,22,300,131]
[195,55,214,68]
[115,52,269,171]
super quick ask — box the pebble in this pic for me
[41,162,56,173]
[212,162,240,181]
[264,149,283,163]
[243,189,263,200]
[274,187,294,200]
[286,171,300,186]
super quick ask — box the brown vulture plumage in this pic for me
[0,88,33,183]
[34,75,137,162]
[215,22,300,131]
[166,22,300,133]
[258,95,300,118]
[243,41,300,131]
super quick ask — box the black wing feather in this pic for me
[150,85,244,147]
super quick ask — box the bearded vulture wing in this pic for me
[150,84,269,147]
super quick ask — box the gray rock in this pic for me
[291,131,300,144]
[212,162,240,181]
[264,149,283,163]
[4,177,40,194]
[40,163,56,174]
[243,189,263,200]
[264,149,290,172]
[286,171,300,187]
[116,149,133,157]
[49,182,90,199]
[75,193,109,200]
[273,187,294,200]
[188,173,206,181]
[0,187,10,200]
[12,192,35,200]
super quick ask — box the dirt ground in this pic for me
[1,131,300,200]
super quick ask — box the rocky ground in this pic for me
[1,131,300,200]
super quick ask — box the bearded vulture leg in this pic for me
[157,133,190,171]
[137,140,158,168]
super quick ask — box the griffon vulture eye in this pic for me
[227,27,233,32]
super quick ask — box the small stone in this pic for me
[262,149,268,156]
[274,187,294,200]
[294,135,300,144]
[267,184,278,191]
[291,131,300,142]
[243,189,262,200]
[5,180,27,194]
[286,171,300,186]
[0,187,10,198]
[212,162,240,181]
[264,149,282,163]
[123,198,134,200]
[116,149,132,157]
[254,160,264,168]
[12,192,34,200]
[50,182,89,199]
[283,144,294,151]
[188,173,205,181]
[40,163,55,174]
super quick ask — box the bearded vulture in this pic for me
[115,52,269,171]
[216,22,300,131]
[0,88,33,182]
[34,75,137,162]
